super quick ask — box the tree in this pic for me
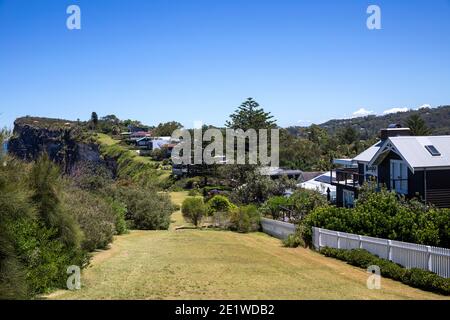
[225,98,276,130]
[406,114,431,136]
[338,126,360,145]
[181,197,207,227]
[307,124,329,145]
[90,112,99,129]
[153,121,183,137]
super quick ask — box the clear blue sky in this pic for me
[1,0,450,129]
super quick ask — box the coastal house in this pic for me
[297,171,336,202]
[332,126,450,208]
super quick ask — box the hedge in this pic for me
[320,247,450,295]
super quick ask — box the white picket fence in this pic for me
[312,227,450,278]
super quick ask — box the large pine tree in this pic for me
[406,114,431,136]
[225,98,276,130]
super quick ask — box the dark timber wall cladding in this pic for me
[424,170,450,208]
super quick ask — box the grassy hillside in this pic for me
[96,133,171,184]
[45,192,447,300]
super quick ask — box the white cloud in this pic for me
[383,107,409,115]
[417,104,432,110]
[352,108,374,118]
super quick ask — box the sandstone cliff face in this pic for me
[8,117,108,174]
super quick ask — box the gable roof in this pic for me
[353,140,384,163]
[368,136,450,172]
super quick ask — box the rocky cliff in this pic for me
[8,117,108,174]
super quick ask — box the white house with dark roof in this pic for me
[332,126,450,208]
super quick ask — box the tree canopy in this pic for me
[225,98,276,130]
[406,114,431,136]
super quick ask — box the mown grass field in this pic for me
[47,192,448,300]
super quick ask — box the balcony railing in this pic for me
[331,168,377,189]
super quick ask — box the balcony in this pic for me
[331,168,374,189]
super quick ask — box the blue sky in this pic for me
[1,0,450,129]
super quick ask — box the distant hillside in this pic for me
[283,105,450,138]
[318,105,450,137]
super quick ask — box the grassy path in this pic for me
[47,192,447,300]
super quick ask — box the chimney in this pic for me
[380,124,411,140]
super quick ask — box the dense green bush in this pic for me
[320,247,450,295]
[63,188,117,252]
[181,197,207,227]
[188,188,201,196]
[0,155,88,297]
[261,189,327,221]
[289,188,328,219]
[29,155,83,248]
[301,186,449,248]
[229,205,261,233]
[282,224,307,248]
[230,170,295,205]
[207,195,236,215]
[260,196,290,220]
[116,186,173,230]
[0,156,34,299]
[7,218,86,295]
[108,198,128,235]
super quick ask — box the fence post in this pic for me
[387,240,392,261]
[337,232,341,249]
[318,228,322,249]
[358,235,362,249]
[427,246,432,272]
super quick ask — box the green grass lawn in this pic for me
[96,133,120,146]
[46,192,448,300]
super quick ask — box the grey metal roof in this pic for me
[353,141,384,163]
[388,136,450,169]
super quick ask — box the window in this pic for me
[425,145,441,156]
[390,160,408,194]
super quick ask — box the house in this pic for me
[128,125,148,133]
[259,167,303,180]
[129,131,150,141]
[332,125,450,208]
[297,171,336,202]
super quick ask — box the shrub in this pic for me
[188,188,201,196]
[230,170,295,205]
[260,196,291,220]
[320,247,450,295]
[29,154,82,248]
[108,199,128,235]
[229,205,261,233]
[300,186,450,248]
[207,195,236,215]
[282,224,307,248]
[0,157,34,299]
[63,188,117,252]
[181,197,207,227]
[116,186,173,230]
[289,188,328,220]
[7,218,86,295]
